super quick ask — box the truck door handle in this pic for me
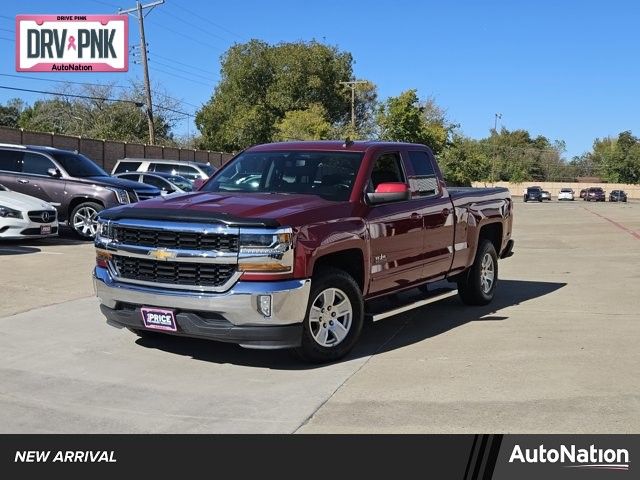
[410,212,422,220]
[17,179,29,184]
[441,208,450,217]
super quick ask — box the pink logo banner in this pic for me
[16,15,129,72]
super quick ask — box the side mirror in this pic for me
[47,168,61,178]
[366,182,409,204]
[193,178,206,191]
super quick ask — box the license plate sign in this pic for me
[40,225,52,235]
[141,307,177,332]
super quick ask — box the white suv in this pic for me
[112,158,216,182]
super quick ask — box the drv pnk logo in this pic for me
[16,15,128,72]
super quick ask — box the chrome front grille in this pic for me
[112,255,236,288]
[28,210,57,223]
[112,226,239,252]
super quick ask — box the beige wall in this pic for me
[472,181,640,199]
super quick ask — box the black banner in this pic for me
[0,434,635,479]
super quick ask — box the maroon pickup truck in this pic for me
[94,141,514,362]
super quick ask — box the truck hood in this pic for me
[99,192,354,228]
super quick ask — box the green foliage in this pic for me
[376,89,451,154]
[274,104,332,141]
[585,131,640,183]
[0,98,22,128]
[14,83,177,144]
[196,40,364,151]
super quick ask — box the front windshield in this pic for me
[168,175,193,191]
[202,151,363,201]
[52,151,109,178]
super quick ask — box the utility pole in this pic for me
[118,0,164,145]
[340,80,368,131]
[491,113,502,185]
[494,112,502,133]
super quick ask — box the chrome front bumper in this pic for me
[94,266,311,328]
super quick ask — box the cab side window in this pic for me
[369,153,405,191]
[407,150,438,197]
[22,153,55,176]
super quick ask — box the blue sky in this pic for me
[2,0,639,157]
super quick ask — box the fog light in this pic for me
[258,295,272,317]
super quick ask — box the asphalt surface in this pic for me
[0,200,638,433]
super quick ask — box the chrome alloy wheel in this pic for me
[308,287,353,348]
[73,206,99,237]
[480,252,495,294]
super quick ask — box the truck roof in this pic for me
[247,140,432,153]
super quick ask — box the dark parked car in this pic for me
[609,190,628,202]
[579,188,588,199]
[0,144,161,238]
[114,172,194,195]
[524,186,543,202]
[584,187,605,202]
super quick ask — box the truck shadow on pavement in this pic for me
[133,279,566,370]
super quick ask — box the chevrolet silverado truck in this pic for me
[94,141,514,362]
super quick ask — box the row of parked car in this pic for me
[523,186,629,202]
[0,143,216,240]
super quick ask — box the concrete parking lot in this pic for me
[0,200,638,433]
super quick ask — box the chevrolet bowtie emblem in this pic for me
[148,249,177,261]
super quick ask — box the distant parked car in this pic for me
[579,188,588,199]
[609,190,628,202]
[0,144,161,238]
[112,158,216,182]
[558,188,575,201]
[524,186,543,202]
[541,190,551,201]
[0,183,58,239]
[115,172,194,195]
[584,187,605,202]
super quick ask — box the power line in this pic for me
[155,8,229,43]
[145,19,224,54]
[151,52,217,77]
[0,37,13,42]
[149,59,214,82]
[170,2,244,41]
[0,85,143,106]
[0,84,195,118]
[148,66,213,87]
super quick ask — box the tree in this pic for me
[376,89,452,154]
[17,82,180,144]
[585,131,640,183]
[195,40,370,151]
[274,104,332,141]
[0,98,23,128]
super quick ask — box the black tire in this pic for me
[538,198,542,202]
[457,240,498,306]
[294,267,364,363]
[523,197,528,202]
[70,201,103,239]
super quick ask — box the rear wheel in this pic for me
[457,240,498,306]
[294,267,364,363]
[70,201,103,239]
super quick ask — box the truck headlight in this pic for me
[96,220,112,240]
[0,205,22,218]
[238,228,293,274]
[106,187,130,205]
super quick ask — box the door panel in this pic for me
[19,153,66,208]
[365,152,425,295]
[406,150,454,280]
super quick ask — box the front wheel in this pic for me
[70,201,103,239]
[294,267,364,363]
[457,240,498,306]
